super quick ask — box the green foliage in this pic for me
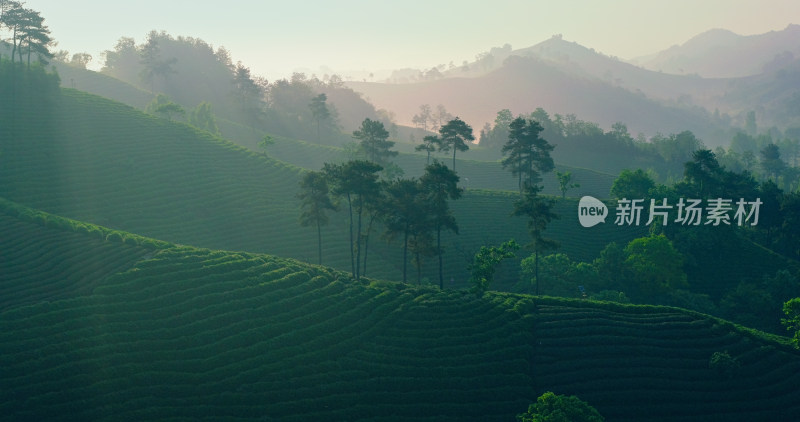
[709,351,741,379]
[438,117,474,171]
[555,170,579,198]
[589,290,630,303]
[420,160,463,288]
[309,93,330,141]
[383,177,428,283]
[469,239,519,296]
[146,93,185,121]
[323,160,383,280]
[624,234,688,301]
[414,134,440,164]
[502,116,555,192]
[139,30,178,92]
[188,101,219,134]
[352,118,396,166]
[1,3,54,67]
[258,134,275,154]
[520,253,597,297]
[512,184,560,295]
[517,391,604,422]
[760,143,785,181]
[782,298,800,348]
[610,168,655,199]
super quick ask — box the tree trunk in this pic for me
[535,248,540,295]
[316,220,322,266]
[11,27,17,65]
[402,224,409,283]
[362,213,376,277]
[355,197,363,281]
[347,193,355,278]
[416,250,422,285]
[452,147,457,172]
[437,226,443,289]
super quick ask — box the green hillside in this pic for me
[0,87,642,287]
[1,207,799,421]
[0,198,160,310]
[49,64,617,197]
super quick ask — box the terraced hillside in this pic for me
[0,88,642,287]
[1,208,799,421]
[0,198,160,310]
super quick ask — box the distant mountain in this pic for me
[347,52,729,146]
[634,25,800,78]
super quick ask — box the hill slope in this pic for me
[1,207,799,421]
[0,87,645,286]
[347,55,726,146]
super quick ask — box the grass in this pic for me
[1,207,799,421]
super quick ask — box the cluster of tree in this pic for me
[299,118,464,287]
[301,159,462,287]
[468,240,519,296]
[101,32,394,145]
[466,115,561,295]
[527,149,800,334]
[480,107,800,186]
[479,108,696,177]
[0,3,58,141]
[411,103,454,136]
[519,236,688,304]
[617,148,800,261]
[0,1,53,68]
[413,117,474,171]
[142,93,220,134]
[715,132,800,191]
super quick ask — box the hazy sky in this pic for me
[24,0,800,81]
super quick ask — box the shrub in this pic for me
[105,232,123,243]
[709,351,740,379]
[517,391,604,422]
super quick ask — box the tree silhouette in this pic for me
[298,171,337,265]
[502,117,554,193]
[383,178,429,283]
[420,161,462,289]
[309,93,330,142]
[512,184,559,295]
[324,160,382,280]
[556,170,580,199]
[415,135,439,164]
[353,118,397,166]
[139,31,177,92]
[438,117,473,172]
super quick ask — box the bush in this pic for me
[709,351,740,379]
[517,391,604,422]
[105,232,123,243]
